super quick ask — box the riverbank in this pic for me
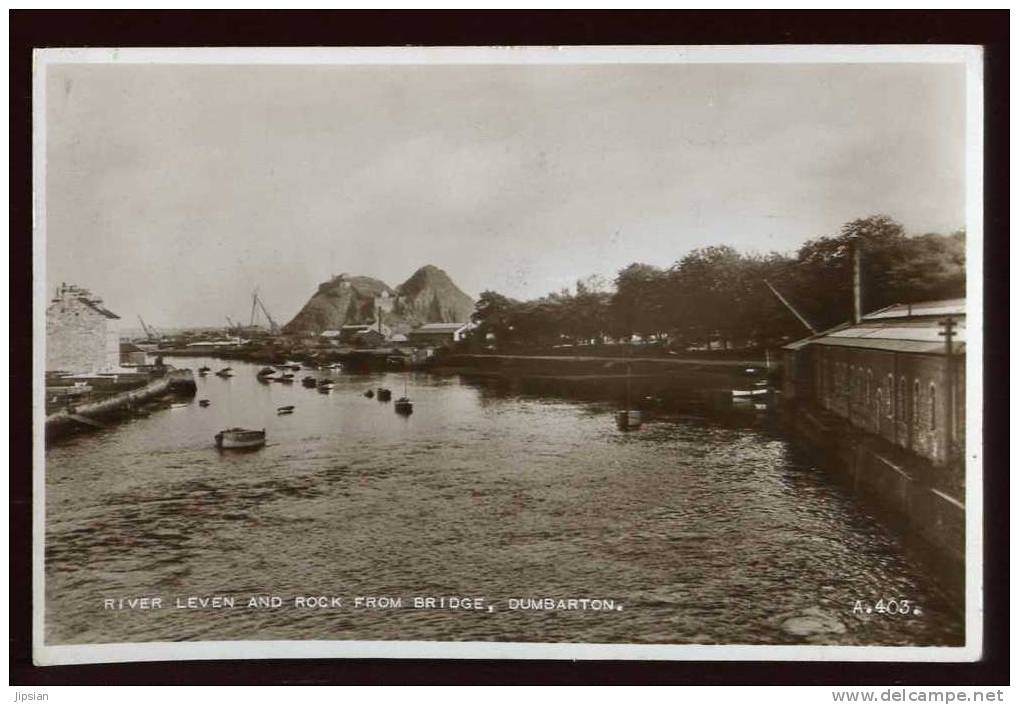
[45,368,197,442]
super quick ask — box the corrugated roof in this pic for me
[783,298,965,355]
[810,337,965,355]
[411,322,468,332]
[863,298,965,320]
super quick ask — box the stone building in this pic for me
[46,284,121,373]
[119,342,148,367]
[782,298,965,467]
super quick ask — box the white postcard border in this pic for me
[31,43,986,666]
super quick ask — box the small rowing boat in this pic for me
[214,427,266,450]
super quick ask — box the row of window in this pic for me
[817,359,937,432]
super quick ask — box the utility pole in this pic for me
[938,317,957,461]
[851,236,862,325]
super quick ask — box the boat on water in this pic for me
[256,366,277,379]
[302,376,318,388]
[364,389,375,398]
[215,368,234,378]
[731,388,768,398]
[616,360,642,431]
[276,373,295,383]
[376,388,392,402]
[615,409,642,430]
[199,399,211,407]
[169,402,190,409]
[214,427,266,449]
[198,366,211,376]
[394,397,413,415]
[277,405,295,415]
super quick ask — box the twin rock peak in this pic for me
[283,265,475,335]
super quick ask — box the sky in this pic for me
[44,60,967,330]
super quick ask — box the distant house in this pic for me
[339,323,391,348]
[46,284,121,373]
[119,342,147,366]
[407,322,471,347]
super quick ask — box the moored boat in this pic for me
[277,405,295,415]
[214,427,266,449]
[169,401,190,409]
[277,373,295,383]
[256,366,277,379]
[199,399,211,407]
[302,376,318,388]
[394,396,413,415]
[615,409,642,431]
[215,367,234,378]
[364,389,375,398]
[376,388,392,402]
[616,360,642,431]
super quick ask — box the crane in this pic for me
[250,289,280,335]
[137,315,156,341]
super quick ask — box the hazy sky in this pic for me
[44,61,966,330]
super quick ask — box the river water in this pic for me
[44,356,963,647]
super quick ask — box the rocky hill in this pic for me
[393,265,476,327]
[282,266,474,335]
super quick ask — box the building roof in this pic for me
[119,342,145,353]
[51,284,120,319]
[79,299,120,320]
[784,298,966,355]
[862,298,965,320]
[410,322,468,333]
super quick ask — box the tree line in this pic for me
[469,215,965,352]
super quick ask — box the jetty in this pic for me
[45,368,197,442]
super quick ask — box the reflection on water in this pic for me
[45,357,963,646]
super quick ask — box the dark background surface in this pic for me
[10,9,1009,686]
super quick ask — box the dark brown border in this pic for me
[10,9,1009,686]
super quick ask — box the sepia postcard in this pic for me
[33,45,984,665]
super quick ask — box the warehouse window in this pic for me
[898,376,906,420]
[885,374,894,418]
[929,383,937,431]
[913,380,921,428]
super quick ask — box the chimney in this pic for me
[852,236,862,324]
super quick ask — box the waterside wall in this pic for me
[788,402,965,604]
[45,368,197,441]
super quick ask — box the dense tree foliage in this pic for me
[469,215,965,352]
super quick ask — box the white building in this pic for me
[46,284,121,373]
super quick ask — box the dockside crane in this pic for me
[250,288,280,335]
[137,315,157,341]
